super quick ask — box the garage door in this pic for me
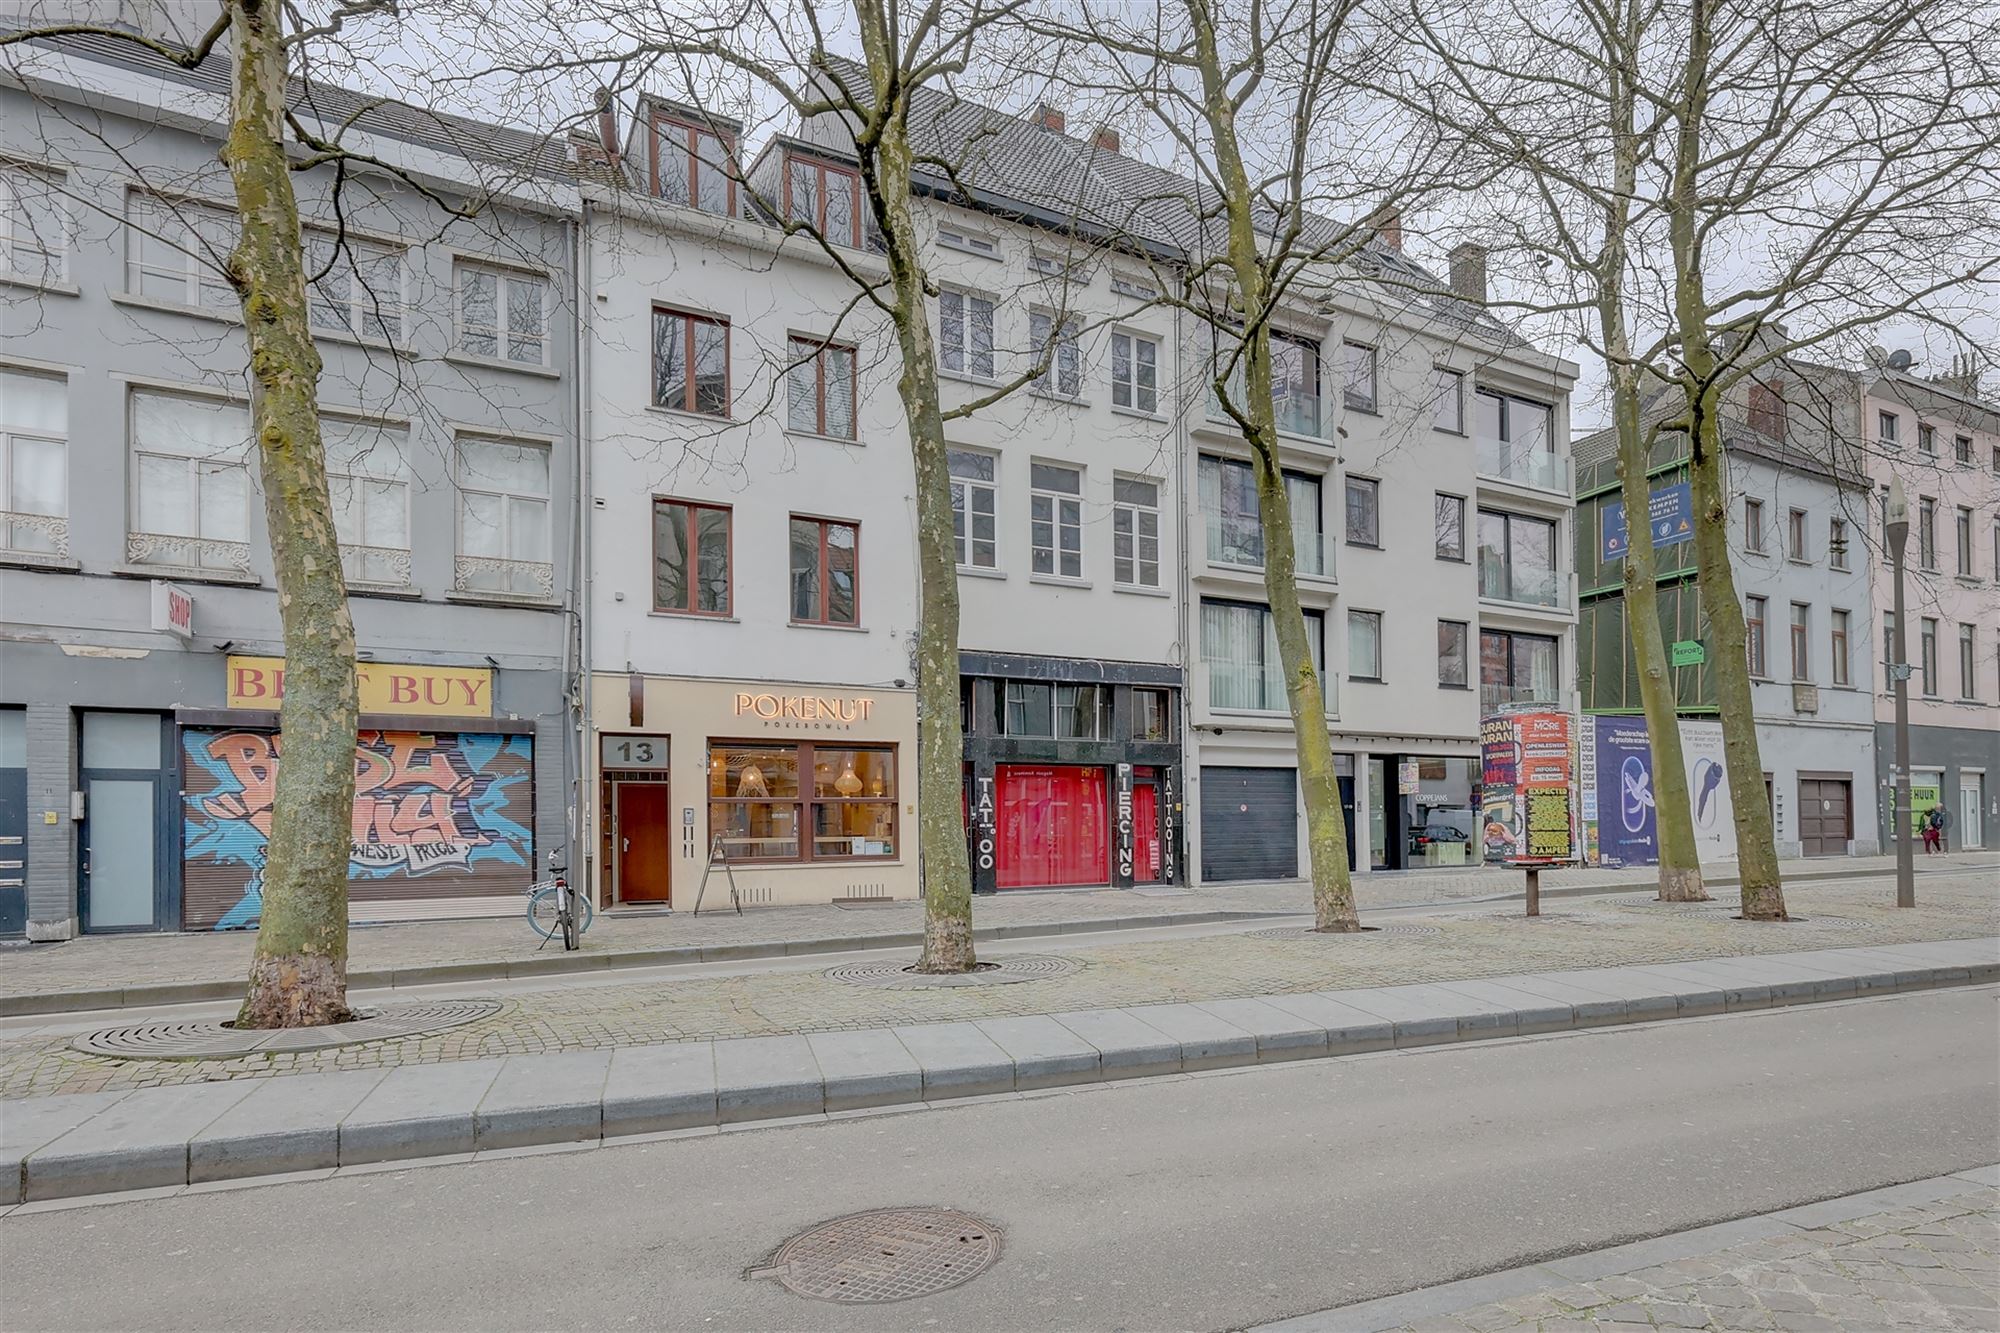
[1796,778,1851,857]
[1200,766,1298,882]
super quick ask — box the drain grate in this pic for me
[764,1207,1001,1303]
[71,999,501,1060]
[825,955,1080,989]
[1243,923,1442,940]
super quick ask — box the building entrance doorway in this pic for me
[1796,777,1852,857]
[1960,777,1984,850]
[614,782,674,904]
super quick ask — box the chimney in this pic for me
[1448,242,1488,303]
[1030,103,1066,134]
[1368,205,1402,252]
[595,87,620,164]
[1091,125,1121,154]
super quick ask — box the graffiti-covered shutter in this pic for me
[180,725,536,930]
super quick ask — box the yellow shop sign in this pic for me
[227,656,493,718]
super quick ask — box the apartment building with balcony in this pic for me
[0,26,580,937]
[1859,361,1999,852]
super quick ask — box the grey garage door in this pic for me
[1200,766,1298,882]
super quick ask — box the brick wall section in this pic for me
[24,703,76,939]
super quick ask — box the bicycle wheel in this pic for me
[526,886,563,940]
[560,893,579,951]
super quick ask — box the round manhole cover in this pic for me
[825,954,1081,988]
[70,999,502,1060]
[765,1207,1001,1304]
[1243,923,1442,940]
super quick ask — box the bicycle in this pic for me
[525,852,591,951]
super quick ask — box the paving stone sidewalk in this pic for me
[5,852,1988,1008]
[1365,1176,1999,1332]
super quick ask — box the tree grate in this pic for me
[763,1207,1002,1303]
[70,999,502,1061]
[825,955,1080,989]
[1243,923,1443,940]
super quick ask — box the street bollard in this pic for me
[1525,866,1541,917]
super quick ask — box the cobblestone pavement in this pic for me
[1,871,1991,1100]
[5,852,1988,1002]
[1386,1182,1999,1332]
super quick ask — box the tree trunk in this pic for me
[224,0,361,1025]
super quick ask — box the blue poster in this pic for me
[1594,717,1657,867]
[1602,483,1694,561]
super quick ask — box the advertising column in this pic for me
[1480,709,1577,864]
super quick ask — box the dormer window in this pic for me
[1747,379,1786,440]
[786,154,862,248]
[653,115,734,217]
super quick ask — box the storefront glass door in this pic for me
[996,765,1109,888]
[79,712,173,932]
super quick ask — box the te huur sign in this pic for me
[227,655,494,718]
[732,691,875,730]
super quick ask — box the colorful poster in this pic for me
[1481,710,1577,863]
[1602,483,1695,560]
[182,727,535,930]
[1677,718,1737,862]
[1594,717,1658,867]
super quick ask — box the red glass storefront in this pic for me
[995,764,1110,888]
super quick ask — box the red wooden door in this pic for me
[617,783,674,903]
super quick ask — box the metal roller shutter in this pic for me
[1200,766,1298,882]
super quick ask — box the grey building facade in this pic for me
[1,29,582,936]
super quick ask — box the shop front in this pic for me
[1363,752,1482,870]
[591,675,918,908]
[960,652,1183,893]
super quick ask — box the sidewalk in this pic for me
[5,851,1990,1016]
[1269,1167,2000,1331]
[3,937,1994,1206]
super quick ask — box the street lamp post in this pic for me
[1885,476,1915,908]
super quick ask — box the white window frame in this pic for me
[454,261,551,366]
[1342,341,1377,412]
[0,366,68,558]
[1,164,69,285]
[938,288,996,380]
[127,387,254,574]
[1877,410,1900,446]
[1030,460,1084,580]
[1432,366,1465,433]
[1029,309,1082,399]
[1109,330,1159,415]
[1348,609,1383,681]
[1112,475,1161,589]
[303,226,408,342]
[323,416,413,587]
[1109,271,1157,301]
[936,226,999,259]
[947,446,998,571]
[454,432,553,598]
[1959,624,1978,700]
[1829,515,1850,570]
[125,191,236,310]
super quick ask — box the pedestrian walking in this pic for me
[1925,802,1949,854]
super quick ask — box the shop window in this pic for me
[1112,476,1161,588]
[786,154,862,248]
[654,115,734,215]
[1055,684,1110,740]
[786,337,856,439]
[708,742,896,861]
[653,307,730,415]
[1004,682,1053,736]
[789,515,857,625]
[1133,687,1171,741]
[996,764,1109,888]
[654,497,731,616]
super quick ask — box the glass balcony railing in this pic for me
[1204,514,1326,577]
[1477,557,1563,608]
[1474,438,1570,494]
[1204,660,1339,716]
[1480,681,1559,713]
[1207,386,1328,439]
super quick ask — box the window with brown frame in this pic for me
[790,516,858,626]
[653,308,729,415]
[708,741,896,861]
[653,497,731,615]
[785,154,861,248]
[1747,380,1786,439]
[652,116,734,216]
[1746,595,1768,677]
[786,337,856,438]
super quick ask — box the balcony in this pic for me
[341,544,414,588]
[1206,386,1327,440]
[1203,513,1328,578]
[127,531,252,575]
[454,555,555,599]
[1477,557,1564,608]
[1,511,70,560]
[1199,659,1340,719]
[1479,682,1571,714]
[1475,438,1571,495]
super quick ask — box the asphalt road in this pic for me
[2,987,1995,1332]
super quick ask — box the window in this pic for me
[1109,272,1156,300]
[1920,617,1938,696]
[1030,462,1083,579]
[1342,342,1377,412]
[1435,493,1465,561]
[1955,435,1973,466]
[653,116,734,216]
[786,338,856,439]
[1829,516,1849,570]
[0,367,66,557]
[1992,444,2000,474]
[1994,516,2000,579]
[1878,410,1899,445]
[1480,630,1558,710]
[789,516,857,626]
[1477,509,1559,606]
[128,389,252,573]
[1199,455,1323,575]
[1271,332,1321,401]
[456,434,552,596]
[1110,332,1159,413]
[1745,595,1768,677]
[786,154,861,247]
[322,417,410,585]
[1133,688,1171,741]
[455,264,548,365]
[1918,423,1936,455]
[937,226,997,257]
[1112,477,1161,588]
[1831,609,1850,686]
[1955,506,1974,576]
[1788,508,1809,561]
[708,742,896,861]
[1432,367,1465,432]
[947,448,997,569]
[939,289,996,379]
[1475,389,1558,489]
[1348,610,1383,681]
[1004,682,1053,736]
[1883,611,1896,681]
[303,229,405,340]
[652,308,730,415]
[1201,599,1323,711]
[1747,380,1786,439]
[1345,476,1380,546]
[651,498,731,616]
[1789,603,1810,681]
[1959,625,1977,700]
[1055,684,1111,740]
[1744,497,1765,552]
[1029,310,1082,398]
[126,192,235,309]
[1438,620,1469,687]
[1918,496,1936,569]
[2,165,66,284]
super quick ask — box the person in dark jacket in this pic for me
[1924,803,1949,854]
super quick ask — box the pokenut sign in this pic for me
[732,691,876,725]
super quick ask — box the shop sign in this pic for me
[151,581,195,640]
[731,691,875,730]
[1114,763,1135,880]
[970,773,997,872]
[227,656,493,718]
[601,734,670,770]
[1160,768,1177,884]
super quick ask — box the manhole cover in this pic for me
[763,1207,1001,1303]
[825,955,1080,988]
[71,999,502,1060]
[1243,923,1442,940]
